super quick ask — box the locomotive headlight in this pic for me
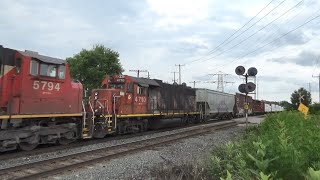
[99,106,102,109]
[94,92,98,96]
[95,109,98,112]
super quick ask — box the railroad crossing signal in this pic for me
[298,92,304,103]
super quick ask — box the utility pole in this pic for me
[208,71,234,92]
[171,71,178,83]
[256,78,258,99]
[312,74,320,103]
[129,69,148,78]
[254,77,257,99]
[309,82,311,93]
[175,64,185,84]
[189,81,201,88]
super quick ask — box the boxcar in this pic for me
[252,99,265,115]
[234,93,253,117]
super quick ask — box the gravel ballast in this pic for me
[55,126,245,180]
[0,120,236,170]
[0,115,264,179]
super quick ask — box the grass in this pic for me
[209,111,320,180]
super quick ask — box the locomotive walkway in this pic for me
[0,120,237,180]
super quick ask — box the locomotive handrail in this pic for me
[113,95,121,131]
[81,100,86,127]
[88,100,95,136]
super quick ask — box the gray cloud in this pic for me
[268,51,319,66]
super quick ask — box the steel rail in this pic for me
[0,120,237,180]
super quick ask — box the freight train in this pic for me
[0,46,283,152]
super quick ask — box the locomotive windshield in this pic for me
[108,75,125,89]
[109,84,124,89]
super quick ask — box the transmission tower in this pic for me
[208,71,234,92]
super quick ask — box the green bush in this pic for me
[209,112,320,180]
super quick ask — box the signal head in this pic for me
[235,66,245,76]
[245,82,256,93]
[248,67,258,76]
[238,84,246,93]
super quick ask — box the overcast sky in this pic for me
[1,0,320,102]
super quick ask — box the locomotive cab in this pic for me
[0,46,83,152]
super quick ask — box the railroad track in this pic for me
[0,118,227,161]
[0,120,237,180]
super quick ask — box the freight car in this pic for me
[196,89,234,120]
[234,93,253,117]
[251,99,265,115]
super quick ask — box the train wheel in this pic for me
[93,123,107,139]
[19,135,39,151]
[58,131,77,145]
[58,138,75,145]
[19,142,38,151]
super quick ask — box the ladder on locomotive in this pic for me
[81,100,95,139]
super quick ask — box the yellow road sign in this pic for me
[244,104,249,110]
[298,103,309,116]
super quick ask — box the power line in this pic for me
[211,11,320,72]
[252,0,309,49]
[184,0,276,65]
[196,0,304,64]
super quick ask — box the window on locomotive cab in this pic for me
[137,86,145,95]
[15,58,22,74]
[40,64,57,77]
[58,65,65,79]
[127,83,134,93]
[30,60,39,76]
